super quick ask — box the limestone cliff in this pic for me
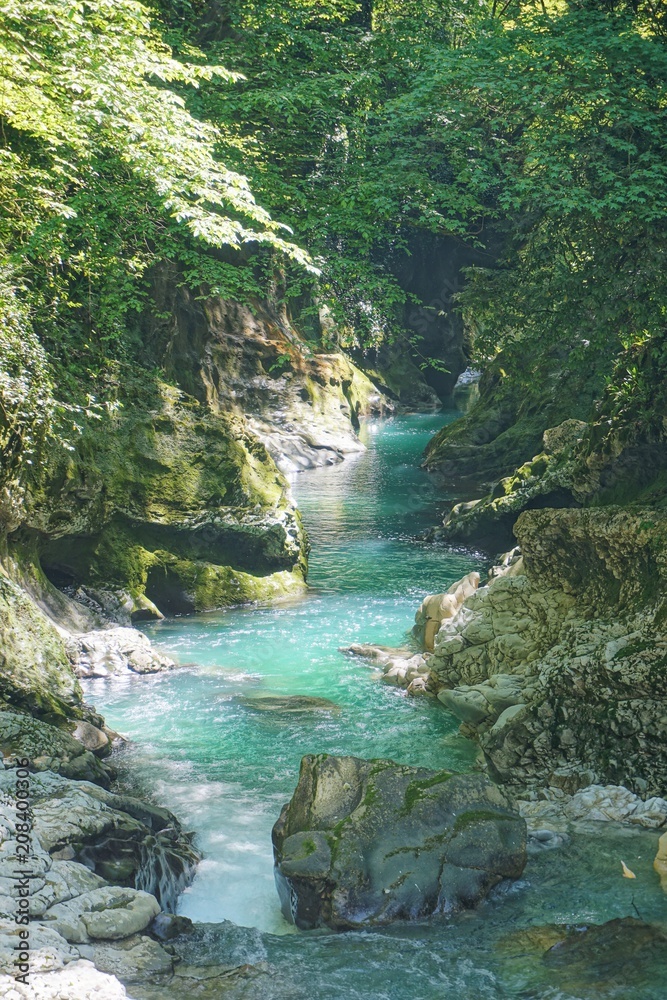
[426,509,667,797]
[423,350,607,527]
[0,269,385,771]
[2,275,386,635]
[430,374,667,552]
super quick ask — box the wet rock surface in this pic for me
[542,917,667,980]
[342,643,432,695]
[272,753,526,930]
[654,832,667,890]
[413,572,481,651]
[0,768,198,914]
[0,710,113,787]
[116,920,306,1000]
[498,917,667,994]
[0,757,199,999]
[518,784,667,833]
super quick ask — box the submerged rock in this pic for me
[272,753,526,930]
[124,960,295,1000]
[543,917,667,984]
[499,917,667,994]
[342,644,431,695]
[236,695,340,714]
[89,934,174,979]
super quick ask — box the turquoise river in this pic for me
[86,412,667,1000]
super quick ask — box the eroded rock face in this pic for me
[0,711,112,787]
[150,286,389,474]
[0,770,178,998]
[0,571,83,720]
[426,510,667,795]
[425,358,601,488]
[10,284,390,622]
[35,390,309,618]
[413,572,481,651]
[0,769,198,913]
[272,754,526,930]
[433,419,588,549]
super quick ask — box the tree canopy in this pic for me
[157,0,667,399]
[1,0,666,451]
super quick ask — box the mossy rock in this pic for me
[272,754,526,929]
[0,571,82,720]
[0,709,111,786]
[33,385,307,615]
[424,350,606,490]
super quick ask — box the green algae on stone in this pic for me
[272,753,526,929]
[33,383,307,615]
[0,571,82,721]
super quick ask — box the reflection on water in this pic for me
[86,413,667,999]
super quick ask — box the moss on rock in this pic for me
[29,382,307,615]
[0,570,82,720]
[272,753,526,930]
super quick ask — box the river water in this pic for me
[86,413,667,1000]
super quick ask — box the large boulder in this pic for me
[272,754,526,930]
[67,627,175,678]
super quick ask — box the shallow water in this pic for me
[86,413,667,999]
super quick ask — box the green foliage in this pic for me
[178,0,488,343]
[3,0,667,517]
[168,0,667,385]
[0,278,53,522]
[427,9,667,382]
[0,0,312,378]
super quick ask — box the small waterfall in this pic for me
[136,826,200,913]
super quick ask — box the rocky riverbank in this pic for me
[0,575,307,998]
[0,561,200,997]
[347,499,667,906]
[354,510,667,799]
